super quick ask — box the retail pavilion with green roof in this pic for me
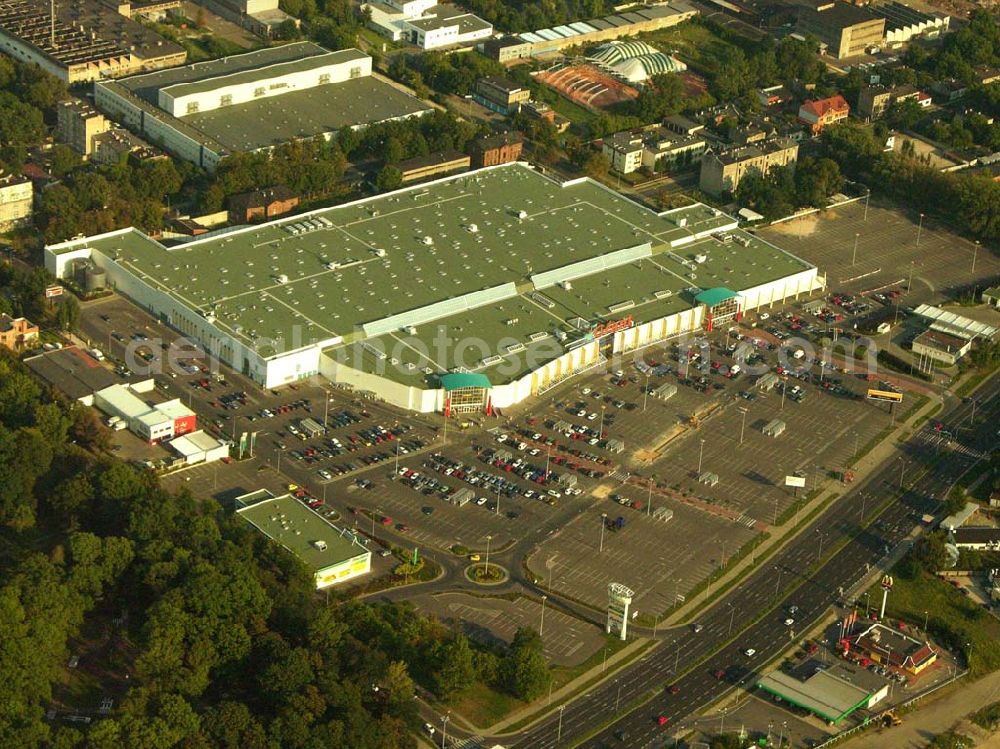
[45,163,823,414]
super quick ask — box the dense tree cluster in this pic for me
[0,56,66,171]
[903,10,1000,85]
[457,0,611,33]
[389,52,506,98]
[734,157,844,220]
[0,346,552,747]
[819,121,1000,242]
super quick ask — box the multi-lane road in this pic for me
[497,379,997,749]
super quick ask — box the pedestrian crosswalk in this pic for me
[609,469,631,482]
[452,735,484,749]
[735,513,756,528]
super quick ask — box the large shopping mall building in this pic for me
[46,162,824,414]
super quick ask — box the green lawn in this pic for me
[638,21,738,74]
[448,681,525,729]
[877,571,1000,677]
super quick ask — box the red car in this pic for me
[713,669,726,680]
[667,684,680,695]
[657,715,669,726]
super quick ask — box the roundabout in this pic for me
[465,562,509,586]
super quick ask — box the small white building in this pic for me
[169,430,231,465]
[93,384,197,443]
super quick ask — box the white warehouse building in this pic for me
[45,164,823,413]
[94,42,432,171]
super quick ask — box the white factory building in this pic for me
[94,43,431,170]
[365,0,493,49]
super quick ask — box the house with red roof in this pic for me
[798,95,850,135]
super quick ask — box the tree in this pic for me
[582,152,610,180]
[795,157,843,207]
[55,295,79,331]
[375,166,402,192]
[432,634,476,698]
[500,627,551,701]
[49,145,82,178]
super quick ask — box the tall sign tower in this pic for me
[607,582,635,641]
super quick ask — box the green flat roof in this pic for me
[440,373,492,390]
[757,670,872,724]
[51,164,814,387]
[238,494,369,572]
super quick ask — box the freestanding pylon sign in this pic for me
[607,582,635,641]
[879,575,893,620]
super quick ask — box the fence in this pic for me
[812,668,969,749]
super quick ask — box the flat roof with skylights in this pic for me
[46,163,818,395]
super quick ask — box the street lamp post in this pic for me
[728,602,736,637]
[484,534,492,578]
[540,594,548,636]
[600,513,608,552]
[440,713,450,749]
[697,438,706,474]
[916,212,924,248]
[864,188,870,221]
[615,679,623,712]
[739,407,748,445]
[394,439,400,474]
[372,507,381,538]
[557,705,566,742]
[924,610,929,632]
[851,232,859,266]
[495,480,501,516]
[599,405,606,437]
[643,372,650,412]
[973,241,980,274]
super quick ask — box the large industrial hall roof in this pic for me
[50,163,814,385]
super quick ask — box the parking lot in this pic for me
[406,591,605,667]
[76,285,918,619]
[529,492,756,615]
[761,199,1000,306]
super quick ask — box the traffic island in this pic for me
[466,563,509,586]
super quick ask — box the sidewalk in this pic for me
[660,390,943,628]
[837,670,1000,749]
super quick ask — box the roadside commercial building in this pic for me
[699,139,799,196]
[911,329,972,366]
[57,101,113,157]
[796,2,885,59]
[757,666,884,724]
[474,76,532,115]
[0,173,33,231]
[168,429,231,465]
[227,186,300,224]
[236,491,372,589]
[798,95,850,135]
[0,314,38,351]
[845,622,937,675]
[93,383,196,443]
[95,42,432,171]
[0,0,185,83]
[470,132,524,168]
[46,163,823,412]
[951,527,1000,550]
[396,150,471,184]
